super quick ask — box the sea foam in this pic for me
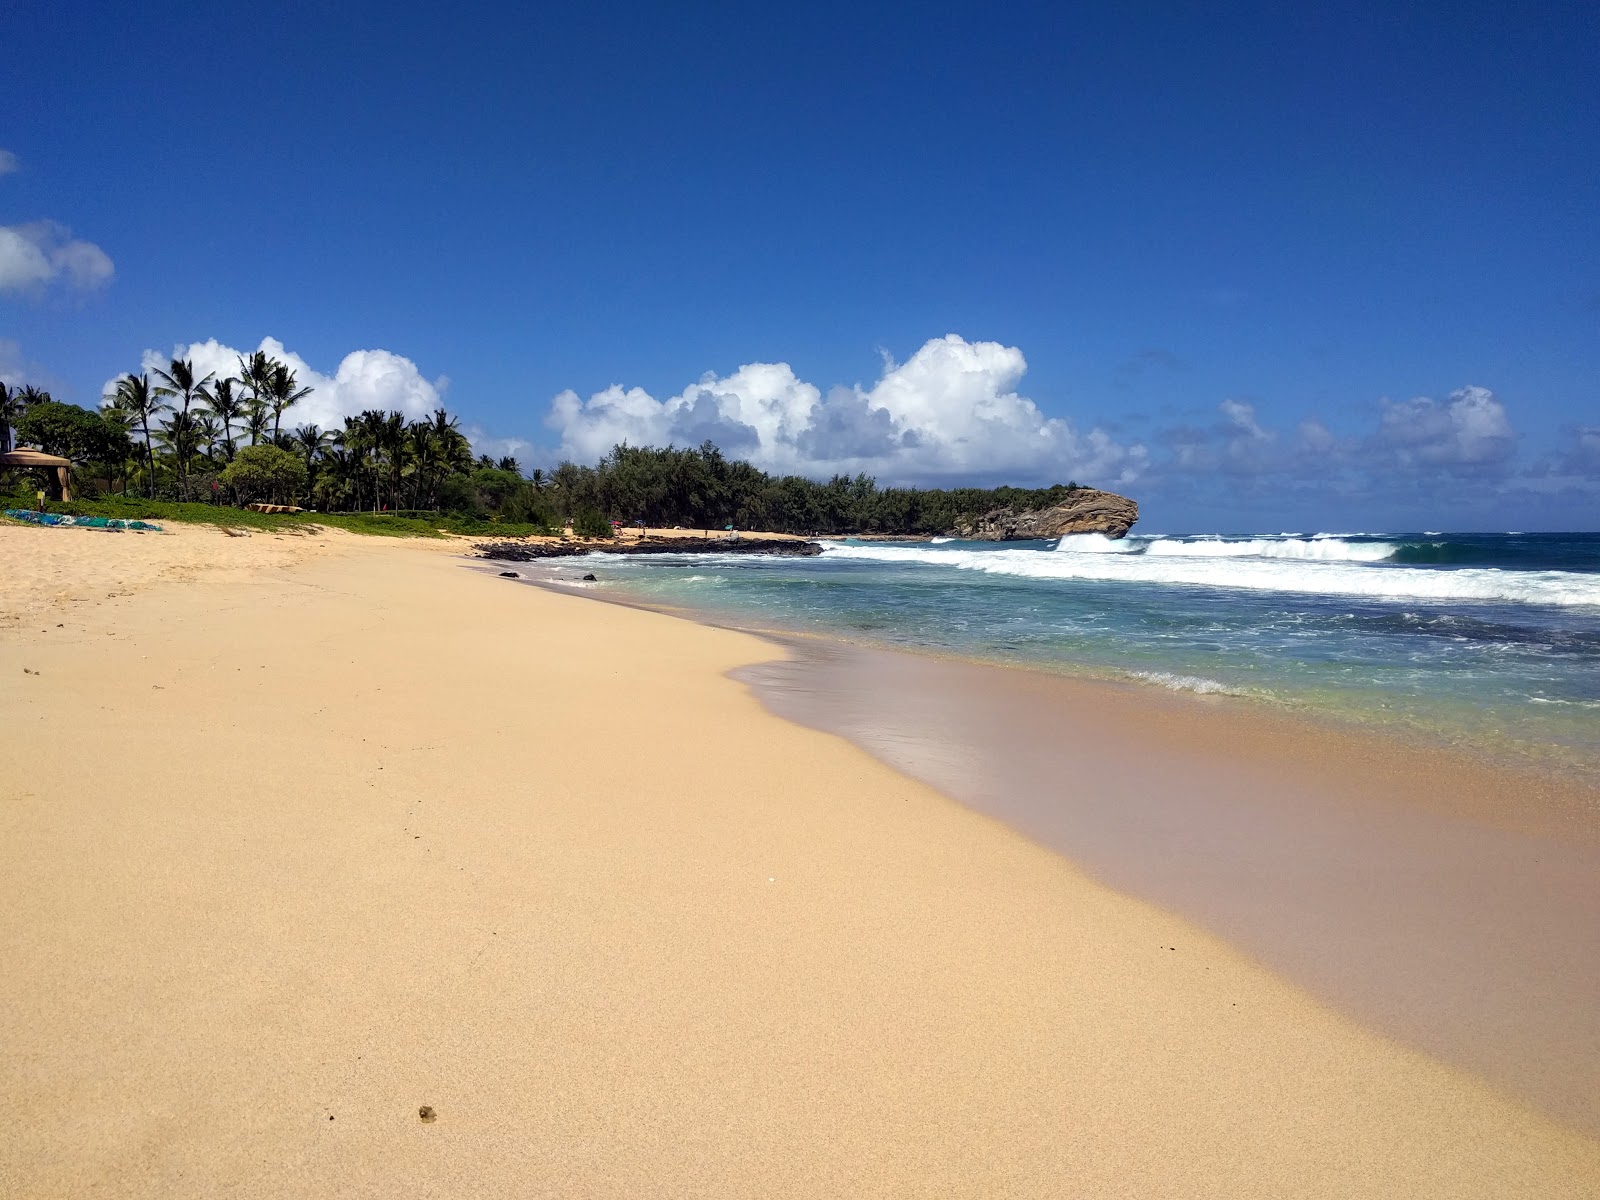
[1135,537,1396,562]
[820,542,1600,608]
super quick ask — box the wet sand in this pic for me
[738,636,1600,1136]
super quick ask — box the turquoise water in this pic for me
[577,531,1600,773]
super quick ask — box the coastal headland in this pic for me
[2,522,1597,1197]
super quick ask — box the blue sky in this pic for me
[3,1,1596,530]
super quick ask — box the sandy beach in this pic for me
[3,523,1598,1197]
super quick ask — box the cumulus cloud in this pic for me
[0,220,114,293]
[0,150,18,177]
[110,337,445,430]
[1370,385,1517,470]
[547,335,1147,487]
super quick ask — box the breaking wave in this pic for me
[819,542,1600,608]
[1134,536,1396,562]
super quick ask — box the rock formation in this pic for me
[954,488,1138,540]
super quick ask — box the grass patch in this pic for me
[4,495,555,540]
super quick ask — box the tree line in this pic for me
[2,360,1086,535]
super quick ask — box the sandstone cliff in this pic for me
[954,488,1139,540]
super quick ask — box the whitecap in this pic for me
[818,542,1600,608]
[1137,537,1396,563]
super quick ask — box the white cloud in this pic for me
[0,150,18,177]
[546,334,1147,487]
[0,220,114,293]
[1371,385,1517,469]
[108,337,444,431]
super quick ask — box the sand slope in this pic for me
[1,527,1596,1197]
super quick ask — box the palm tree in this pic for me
[319,445,356,511]
[98,395,138,493]
[109,374,167,495]
[244,404,271,449]
[406,421,434,508]
[157,409,203,496]
[236,351,273,445]
[292,424,333,498]
[17,385,53,407]
[268,361,312,442]
[378,411,406,510]
[497,455,521,474]
[204,379,242,460]
[153,358,215,498]
[0,381,21,453]
[338,414,376,512]
[194,414,222,467]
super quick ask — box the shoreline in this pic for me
[503,541,1600,792]
[505,559,1600,1134]
[4,527,1598,1194]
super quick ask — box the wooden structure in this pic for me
[0,449,73,501]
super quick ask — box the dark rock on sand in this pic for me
[477,535,824,562]
[954,488,1138,540]
[498,571,520,578]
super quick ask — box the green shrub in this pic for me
[571,507,614,538]
[219,444,308,505]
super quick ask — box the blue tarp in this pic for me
[4,509,163,532]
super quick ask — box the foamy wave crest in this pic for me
[1129,670,1240,695]
[1054,532,1138,553]
[819,543,1600,607]
[1137,537,1396,562]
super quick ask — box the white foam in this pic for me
[1135,537,1396,562]
[1054,532,1138,553]
[1129,670,1239,695]
[819,542,1600,608]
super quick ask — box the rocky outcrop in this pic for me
[477,535,824,562]
[954,488,1138,540]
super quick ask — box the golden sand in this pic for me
[2,524,1596,1196]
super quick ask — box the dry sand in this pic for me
[2,524,1597,1197]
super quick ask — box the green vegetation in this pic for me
[218,445,308,506]
[571,507,615,538]
[546,443,1085,535]
[3,352,1091,540]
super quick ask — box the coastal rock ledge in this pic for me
[955,488,1139,540]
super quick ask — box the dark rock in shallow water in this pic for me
[954,488,1139,540]
[498,571,520,578]
[582,573,597,581]
[476,535,824,562]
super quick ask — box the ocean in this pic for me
[571,530,1600,777]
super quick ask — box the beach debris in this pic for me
[418,1106,436,1123]
[498,570,520,578]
